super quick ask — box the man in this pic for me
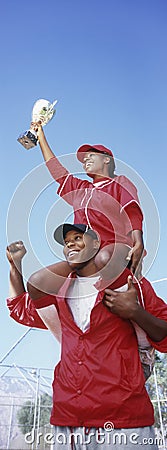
[6,224,167,449]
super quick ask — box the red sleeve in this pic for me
[116,176,143,233]
[140,278,167,352]
[6,293,47,329]
[118,176,143,212]
[46,156,89,206]
[7,293,59,329]
[46,156,69,181]
[125,203,143,231]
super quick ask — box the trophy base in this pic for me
[17,130,38,150]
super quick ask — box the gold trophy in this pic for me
[17,98,57,149]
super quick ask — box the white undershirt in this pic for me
[66,276,99,332]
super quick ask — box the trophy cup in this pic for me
[17,98,58,150]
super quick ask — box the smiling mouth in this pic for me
[67,250,80,259]
[85,162,93,169]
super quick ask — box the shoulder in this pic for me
[140,277,156,296]
[140,277,167,310]
[114,175,137,189]
[114,175,139,202]
[58,173,92,195]
[66,174,92,187]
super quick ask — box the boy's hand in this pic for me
[126,230,144,275]
[127,241,144,274]
[103,275,139,320]
[6,241,27,265]
[30,121,43,140]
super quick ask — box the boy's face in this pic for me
[63,229,99,270]
[82,152,109,178]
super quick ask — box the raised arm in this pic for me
[31,122,55,162]
[31,122,69,184]
[6,241,26,297]
[6,242,62,339]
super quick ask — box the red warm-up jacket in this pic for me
[7,276,167,429]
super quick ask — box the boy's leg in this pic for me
[27,261,72,298]
[94,243,131,289]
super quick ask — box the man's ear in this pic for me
[93,240,100,250]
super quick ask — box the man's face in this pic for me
[82,152,108,178]
[63,229,99,269]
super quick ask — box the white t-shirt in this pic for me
[67,277,150,349]
[66,276,99,332]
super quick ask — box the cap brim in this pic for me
[77,145,95,162]
[53,223,87,245]
[77,144,114,162]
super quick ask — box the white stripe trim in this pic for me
[133,275,145,308]
[93,179,114,189]
[80,188,88,206]
[85,188,94,228]
[58,174,71,196]
[120,199,141,213]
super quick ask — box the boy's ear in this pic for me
[104,156,111,165]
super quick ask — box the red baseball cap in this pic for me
[77,144,114,162]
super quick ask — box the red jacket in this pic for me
[46,157,143,247]
[6,276,167,428]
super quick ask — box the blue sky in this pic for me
[1,0,167,370]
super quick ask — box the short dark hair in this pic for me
[108,156,116,177]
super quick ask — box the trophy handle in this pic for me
[17,129,38,150]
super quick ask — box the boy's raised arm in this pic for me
[31,122,55,162]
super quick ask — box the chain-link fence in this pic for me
[0,364,53,450]
[0,362,167,450]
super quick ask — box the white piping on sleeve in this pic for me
[58,174,71,197]
[120,200,142,213]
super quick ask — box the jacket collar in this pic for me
[57,271,104,306]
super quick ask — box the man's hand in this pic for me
[103,276,139,320]
[104,273,167,343]
[6,241,27,266]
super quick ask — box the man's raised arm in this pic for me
[6,241,26,297]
